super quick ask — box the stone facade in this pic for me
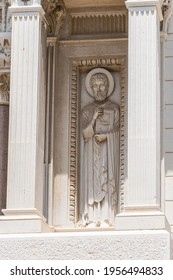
[0,0,11,216]
[0,231,170,260]
[0,0,172,259]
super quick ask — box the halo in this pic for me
[85,68,114,98]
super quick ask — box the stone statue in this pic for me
[79,68,119,228]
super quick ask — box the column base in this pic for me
[115,211,170,231]
[0,208,54,234]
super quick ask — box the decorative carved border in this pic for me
[0,34,11,68]
[0,72,10,105]
[71,11,128,35]
[69,57,126,224]
[0,0,12,32]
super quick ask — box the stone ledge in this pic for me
[0,210,53,234]
[0,230,170,260]
[115,212,169,230]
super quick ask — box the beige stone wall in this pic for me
[0,231,170,260]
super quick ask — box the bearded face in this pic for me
[90,74,109,101]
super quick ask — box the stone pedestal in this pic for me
[0,1,52,233]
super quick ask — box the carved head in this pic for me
[90,73,109,101]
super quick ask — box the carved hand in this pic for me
[93,107,103,121]
[95,134,107,142]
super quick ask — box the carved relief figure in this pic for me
[79,68,119,227]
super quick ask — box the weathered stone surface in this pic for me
[0,105,9,214]
[0,230,170,260]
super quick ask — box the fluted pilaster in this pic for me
[127,5,161,208]
[0,1,52,233]
[116,0,166,230]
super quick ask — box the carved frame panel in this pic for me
[69,57,127,225]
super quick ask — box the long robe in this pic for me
[80,100,119,227]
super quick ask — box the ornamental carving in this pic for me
[42,0,67,37]
[10,1,67,37]
[71,11,128,36]
[79,68,120,228]
[69,58,126,224]
[0,73,10,105]
[0,35,11,68]
[0,0,12,32]
[162,0,173,32]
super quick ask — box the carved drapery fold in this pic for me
[69,58,126,224]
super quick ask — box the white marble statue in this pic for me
[80,68,119,228]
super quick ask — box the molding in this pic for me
[2,208,47,221]
[0,72,10,105]
[47,36,58,45]
[59,38,128,46]
[71,10,128,36]
[70,7,127,17]
[69,57,126,224]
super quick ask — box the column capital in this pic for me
[42,0,67,37]
[11,0,41,6]
[0,73,10,105]
[125,0,164,20]
[125,0,164,6]
[162,0,173,33]
[10,0,44,16]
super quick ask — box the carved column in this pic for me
[43,37,57,225]
[116,0,167,230]
[0,7,11,215]
[0,0,52,233]
[0,73,10,214]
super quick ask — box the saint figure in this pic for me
[79,68,119,227]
